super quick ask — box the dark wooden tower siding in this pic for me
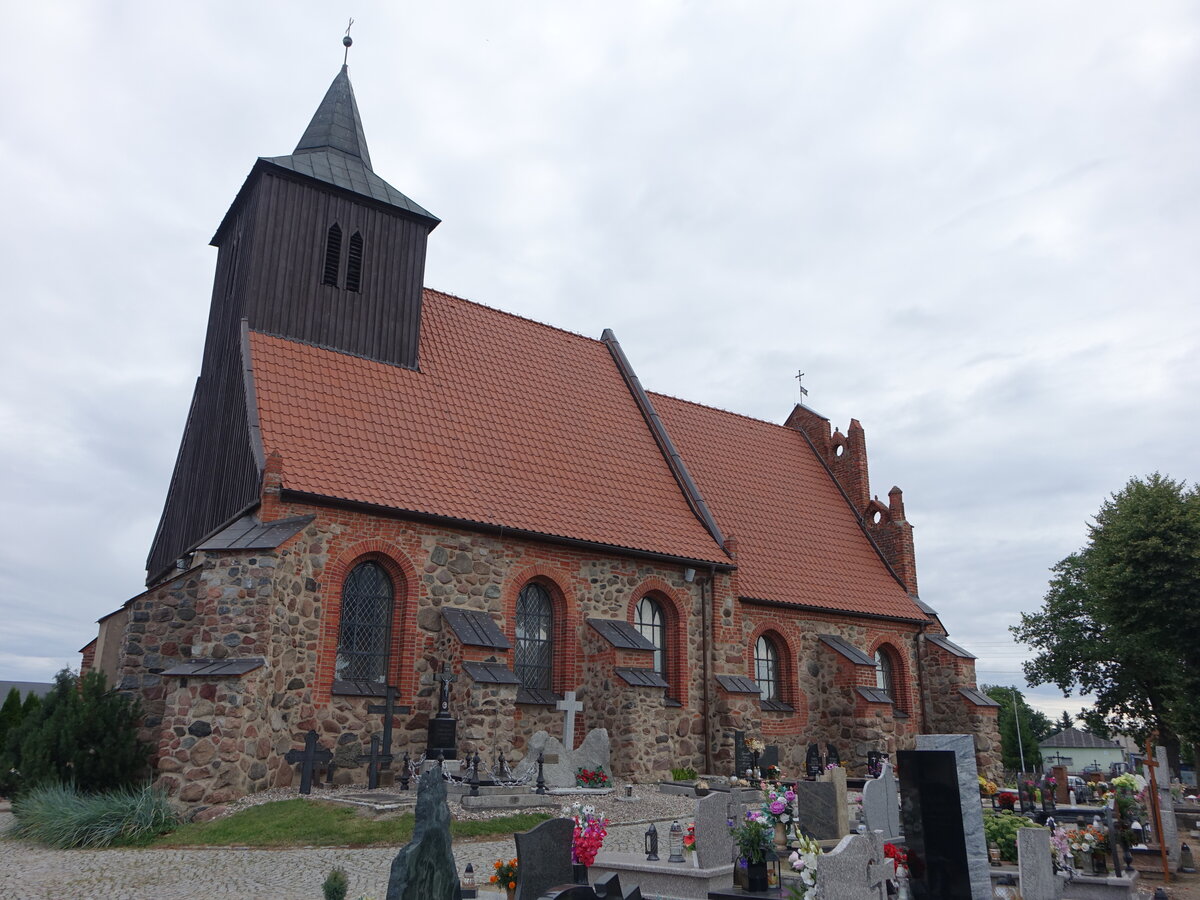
[145,65,437,584]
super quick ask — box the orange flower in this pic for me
[510,859,518,866]
[489,875,498,883]
[508,881,516,889]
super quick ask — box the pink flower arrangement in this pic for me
[562,802,609,866]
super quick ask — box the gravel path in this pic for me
[0,785,698,900]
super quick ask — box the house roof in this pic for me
[1040,728,1123,750]
[652,394,928,620]
[248,290,728,565]
[247,289,928,621]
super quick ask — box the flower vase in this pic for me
[774,822,788,851]
[746,860,769,893]
[506,888,516,900]
[572,863,589,885]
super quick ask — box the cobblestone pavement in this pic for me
[0,808,684,900]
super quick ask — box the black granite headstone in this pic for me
[805,743,823,778]
[540,874,642,900]
[385,768,463,900]
[733,730,750,775]
[427,717,458,760]
[514,817,575,900]
[897,749,971,900]
[825,743,840,768]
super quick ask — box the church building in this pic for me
[83,61,1000,810]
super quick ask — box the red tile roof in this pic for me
[652,393,928,621]
[248,290,728,564]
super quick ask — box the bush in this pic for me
[671,766,698,781]
[0,669,150,796]
[323,866,349,900]
[984,811,1037,862]
[10,782,178,848]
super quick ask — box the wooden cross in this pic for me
[356,734,394,790]
[556,691,584,751]
[1144,738,1171,884]
[434,663,458,717]
[285,730,333,795]
[367,685,400,764]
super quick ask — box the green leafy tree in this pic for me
[1012,473,1200,776]
[0,669,150,795]
[983,685,1045,773]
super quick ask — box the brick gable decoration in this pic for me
[88,59,1000,814]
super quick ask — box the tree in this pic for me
[0,688,23,750]
[1012,473,1200,776]
[0,669,150,795]
[1056,711,1075,733]
[983,685,1046,773]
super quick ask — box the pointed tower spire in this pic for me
[293,65,373,168]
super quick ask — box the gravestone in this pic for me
[806,743,823,778]
[862,761,901,841]
[385,768,462,900]
[557,691,584,751]
[427,664,458,760]
[817,764,851,837]
[1052,766,1069,804]
[520,728,611,789]
[514,817,575,900]
[867,750,886,779]
[1017,827,1063,900]
[732,731,779,776]
[368,685,402,764]
[815,831,892,900]
[902,734,990,900]
[793,780,845,841]
[357,734,393,790]
[540,874,642,900]
[826,743,840,769]
[285,729,333,795]
[1154,745,1180,869]
[695,791,733,870]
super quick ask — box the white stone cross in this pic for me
[557,691,584,751]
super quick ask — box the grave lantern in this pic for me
[668,820,685,863]
[645,823,659,861]
[765,847,781,888]
[1130,820,1145,848]
[461,863,476,899]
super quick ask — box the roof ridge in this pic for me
[647,388,794,431]
[423,287,609,348]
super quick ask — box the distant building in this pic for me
[0,681,54,700]
[1039,727,1126,775]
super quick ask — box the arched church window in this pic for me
[335,561,393,684]
[322,223,342,286]
[346,231,364,292]
[515,582,553,691]
[635,595,668,682]
[754,635,779,702]
[875,648,895,698]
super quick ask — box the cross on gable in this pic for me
[284,730,333,795]
[556,691,584,751]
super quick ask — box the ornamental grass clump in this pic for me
[10,782,178,848]
[322,866,349,900]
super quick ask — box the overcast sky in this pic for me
[2,3,1197,724]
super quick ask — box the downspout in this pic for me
[702,565,716,775]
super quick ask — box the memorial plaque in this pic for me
[897,749,972,900]
[427,717,458,760]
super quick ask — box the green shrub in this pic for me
[10,782,178,848]
[671,766,698,781]
[323,866,349,900]
[984,811,1037,862]
[0,669,150,795]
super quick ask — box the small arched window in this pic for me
[346,231,364,292]
[635,596,666,680]
[335,561,393,684]
[515,582,553,691]
[754,635,779,702]
[322,223,342,286]
[875,649,894,698]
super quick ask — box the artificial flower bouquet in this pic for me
[761,784,797,826]
[787,832,822,897]
[490,858,518,892]
[562,801,609,866]
[575,766,609,788]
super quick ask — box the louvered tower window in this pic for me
[334,561,392,684]
[754,635,779,702]
[346,231,364,292]
[635,596,666,680]
[515,582,553,690]
[322,223,342,286]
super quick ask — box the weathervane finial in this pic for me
[796,370,810,406]
[343,19,355,66]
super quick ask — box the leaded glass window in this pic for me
[875,649,894,698]
[335,561,393,683]
[515,582,553,690]
[754,636,778,702]
[635,596,666,680]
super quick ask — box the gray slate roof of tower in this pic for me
[263,65,439,224]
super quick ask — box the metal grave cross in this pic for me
[556,691,584,751]
[367,684,400,764]
[285,729,333,795]
[356,734,394,790]
[434,663,458,717]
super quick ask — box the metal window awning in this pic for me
[586,618,656,651]
[462,662,521,685]
[443,608,511,649]
[818,634,876,667]
[715,674,761,694]
[615,667,669,688]
[161,658,265,678]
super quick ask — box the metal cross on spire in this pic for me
[342,19,355,66]
[796,370,810,406]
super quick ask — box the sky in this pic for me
[1,3,1198,725]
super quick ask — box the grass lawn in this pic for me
[152,800,549,848]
